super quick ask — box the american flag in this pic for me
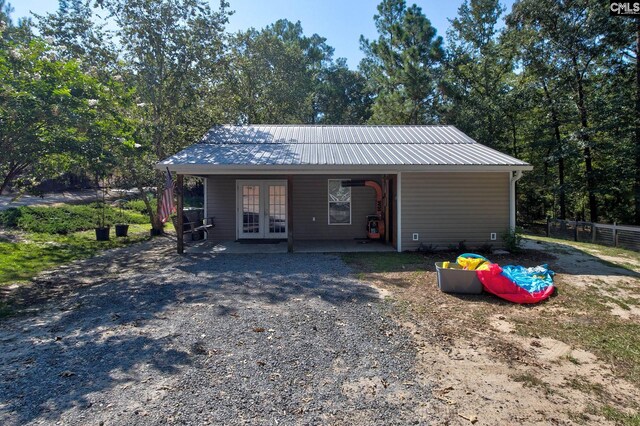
[158,169,175,223]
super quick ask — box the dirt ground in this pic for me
[357,238,640,425]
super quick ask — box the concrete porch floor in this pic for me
[186,239,396,254]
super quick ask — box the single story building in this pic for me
[157,125,532,253]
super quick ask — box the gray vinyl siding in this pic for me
[205,175,238,242]
[292,175,380,240]
[205,174,381,242]
[400,172,509,251]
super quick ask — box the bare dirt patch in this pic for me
[351,242,640,425]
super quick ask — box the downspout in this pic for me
[510,170,523,230]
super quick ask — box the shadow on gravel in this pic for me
[174,253,381,307]
[1,244,382,425]
[0,272,193,425]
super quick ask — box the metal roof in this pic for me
[196,125,479,145]
[158,125,532,171]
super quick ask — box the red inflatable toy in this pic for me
[476,263,555,304]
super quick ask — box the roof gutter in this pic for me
[155,163,534,174]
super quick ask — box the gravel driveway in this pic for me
[0,239,432,425]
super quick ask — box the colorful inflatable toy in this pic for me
[476,263,555,304]
[456,253,491,271]
[438,253,555,304]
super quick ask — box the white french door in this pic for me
[236,180,287,239]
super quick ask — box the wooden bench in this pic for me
[172,214,215,241]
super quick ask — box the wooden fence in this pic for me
[546,219,640,251]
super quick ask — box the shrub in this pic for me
[0,204,149,234]
[123,198,156,215]
[417,242,437,253]
[0,208,21,228]
[502,227,523,253]
[478,243,494,255]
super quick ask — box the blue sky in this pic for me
[12,0,514,69]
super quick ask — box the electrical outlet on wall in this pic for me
[413,233,419,241]
[490,232,497,241]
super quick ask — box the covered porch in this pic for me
[171,172,398,254]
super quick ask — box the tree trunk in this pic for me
[635,21,640,224]
[153,191,164,231]
[138,184,156,226]
[0,169,15,195]
[542,80,566,220]
[558,156,566,220]
[0,162,29,195]
[543,146,551,217]
[127,158,159,230]
[573,59,597,222]
[151,116,166,233]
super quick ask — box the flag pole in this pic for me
[176,174,184,254]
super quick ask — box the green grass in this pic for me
[0,224,151,285]
[511,372,554,395]
[562,354,582,365]
[602,295,632,311]
[601,406,640,426]
[566,376,606,397]
[341,252,427,272]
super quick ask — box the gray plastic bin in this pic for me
[435,262,483,294]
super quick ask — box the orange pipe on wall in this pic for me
[364,181,383,216]
[341,179,386,239]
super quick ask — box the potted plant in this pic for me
[115,200,129,237]
[95,180,110,241]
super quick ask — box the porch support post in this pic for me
[203,177,208,220]
[287,175,294,253]
[384,175,390,245]
[176,174,184,254]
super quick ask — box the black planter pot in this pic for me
[115,224,129,237]
[149,228,163,236]
[95,226,110,241]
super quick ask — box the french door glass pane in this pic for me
[269,185,286,234]
[242,185,260,233]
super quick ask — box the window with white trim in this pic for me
[328,179,351,225]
